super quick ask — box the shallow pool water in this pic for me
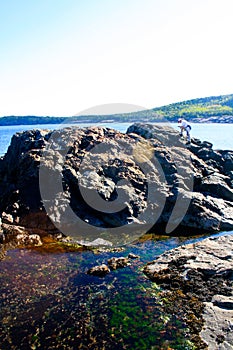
[0,233,222,349]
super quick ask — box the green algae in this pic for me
[108,281,196,350]
[0,234,204,349]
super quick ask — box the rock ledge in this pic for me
[144,234,233,349]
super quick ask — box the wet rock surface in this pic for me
[0,123,233,247]
[107,256,130,270]
[144,234,233,349]
[87,264,110,277]
[87,254,137,276]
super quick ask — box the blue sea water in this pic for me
[0,122,232,156]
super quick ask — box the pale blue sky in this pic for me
[1,0,233,116]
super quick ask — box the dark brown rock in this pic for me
[87,264,110,277]
[0,123,233,245]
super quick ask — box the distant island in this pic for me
[1,93,233,126]
[0,116,67,126]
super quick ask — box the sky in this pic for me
[1,0,233,116]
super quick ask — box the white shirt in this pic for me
[180,119,188,128]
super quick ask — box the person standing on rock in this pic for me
[178,118,191,144]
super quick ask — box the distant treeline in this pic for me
[0,116,67,126]
[1,94,233,126]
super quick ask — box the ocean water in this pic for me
[0,122,232,156]
[190,123,233,150]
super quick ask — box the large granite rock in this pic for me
[0,123,233,245]
[144,234,233,349]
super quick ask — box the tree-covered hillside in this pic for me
[150,94,233,122]
[1,94,233,125]
[71,94,233,123]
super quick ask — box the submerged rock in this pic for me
[128,252,140,259]
[87,264,110,277]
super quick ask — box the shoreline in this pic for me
[0,123,233,348]
[144,233,233,349]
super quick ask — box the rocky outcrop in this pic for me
[127,123,233,233]
[0,123,233,246]
[143,234,233,349]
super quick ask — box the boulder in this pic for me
[16,233,42,246]
[128,253,140,259]
[197,173,233,201]
[107,256,130,270]
[2,212,14,224]
[0,123,233,244]
[127,123,233,233]
[87,264,110,277]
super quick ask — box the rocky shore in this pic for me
[0,123,232,348]
[0,122,233,247]
[144,234,233,349]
